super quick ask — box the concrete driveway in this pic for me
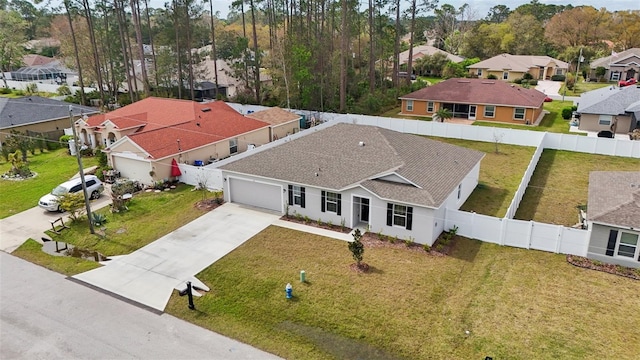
[0,194,112,253]
[73,203,280,311]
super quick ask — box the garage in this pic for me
[112,155,153,184]
[228,177,282,212]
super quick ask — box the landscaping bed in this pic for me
[280,214,352,233]
[567,255,640,280]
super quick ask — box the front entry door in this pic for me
[469,105,477,120]
[360,198,370,222]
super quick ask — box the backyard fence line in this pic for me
[504,134,546,219]
[444,209,590,257]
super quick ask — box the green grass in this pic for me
[0,148,99,219]
[418,76,445,85]
[559,80,612,96]
[12,239,102,276]
[515,149,640,226]
[380,106,433,120]
[474,100,575,134]
[165,226,640,360]
[428,138,535,217]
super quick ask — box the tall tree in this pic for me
[485,4,510,23]
[249,0,260,102]
[130,0,150,97]
[545,6,611,48]
[208,0,219,97]
[0,9,26,88]
[339,0,349,110]
[81,0,106,105]
[60,1,86,104]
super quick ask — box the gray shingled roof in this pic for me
[587,171,640,229]
[590,48,640,69]
[0,96,97,129]
[220,123,484,208]
[467,54,568,72]
[577,85,640,115]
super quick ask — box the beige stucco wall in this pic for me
[400,100,541,124]
[578,114,633,134]
[1,117,70,144]
[271,121,300,141]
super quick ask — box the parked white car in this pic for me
[38,175,104,212]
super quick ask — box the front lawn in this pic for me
[474,100,574,134]
[515,149,640,226]
[0,148,99,219]
[12,185,208,275]
[428,138,535,217]
[165,226,640,360]
[559,80,612,96]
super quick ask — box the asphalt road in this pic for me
[0,252,281,360]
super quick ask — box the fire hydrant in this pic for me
[285,283,293,299]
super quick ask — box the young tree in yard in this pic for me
[58,192,86,221]
[348,229,365,268]
[434,108,453,122]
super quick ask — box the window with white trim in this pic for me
[427,102,434,112]
[617,232,639,259]
[325,192,339,213]
[514,108,525,120]
[406,100,414,112]
[393,204,407,227]
[484,105,495,118]
[598,115,612,126]
[229,138,238,154]
[288,185,305,207]
[502,72,509,80]
[555,68,563,75]
[477,69,482,76]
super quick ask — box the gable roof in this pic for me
[220,123,484,208]
[587,171,640,229]
[590,48,640,69]
[103,98,269,159]
[398,45,464,64]
[22,54,55,67]
[0,96,97,129]
[400,78,546,108]
[246,107,301,125]
[576,85,640,116]
[467,54,568,72]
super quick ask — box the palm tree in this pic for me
[434,108,453,122]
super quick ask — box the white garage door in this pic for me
[229,178,282,212]
[113,156,152,184]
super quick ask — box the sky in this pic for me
[140,0,638,20]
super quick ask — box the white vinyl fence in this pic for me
[504,138,545,219]
[444,209,590,256]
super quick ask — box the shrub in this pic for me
[348,229,365,266]
[551,74,565,81]
[513,78,523,84]
[303,216,311,224]
[562,107,573,120]
[529,79,538,86]
[0,87,12,94]
[92,212,108,226]
[522,72,533,80]
[423,244,431,252]
[487,74,498,79]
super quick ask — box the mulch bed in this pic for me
[361,232,453,257]
[194,199,225,211]
[280,215,352,234]
[566,255,640,280]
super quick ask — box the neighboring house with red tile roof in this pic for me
[22,54,56,67]
[76,97,271,184]
[220,123,484,245]
[586,171,640,269]
[467,54,568,81]
[399,78,546,125]
[245,107,301,141]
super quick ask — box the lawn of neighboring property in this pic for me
[165,226,640,360]
[559,80,612,96]
[12,185,208,275]
[380,106,433,120]
[428,137,535,217]
[12,239,102,276]
[474,100,575,134]
[515,149,640,226]
[0,148,99,219]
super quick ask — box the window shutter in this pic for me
[606,229,618,256]
[300,187,305,208]
[288,185,293,205]
[337,194,342,216]
[406,206,413,230]
[387,203,393,226]
[321,191,326,212]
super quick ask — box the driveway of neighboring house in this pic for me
[536,80,580,102]
[73,203,281,311]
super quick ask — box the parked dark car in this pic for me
[398,71,417,80]
[597,130,614,138]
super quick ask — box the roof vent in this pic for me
[201,107,211,112]
[359,141,365,147]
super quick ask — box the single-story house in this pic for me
[77,97,271,184]
[245,107,301,141]
[589,48,640,82]
[220,123,484,246]
[467,54,568,81]
[399,78,546,124]
[398,45,464,65]
[575,85,640,134]
[0,96,97,144]
[586,171,640,269]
